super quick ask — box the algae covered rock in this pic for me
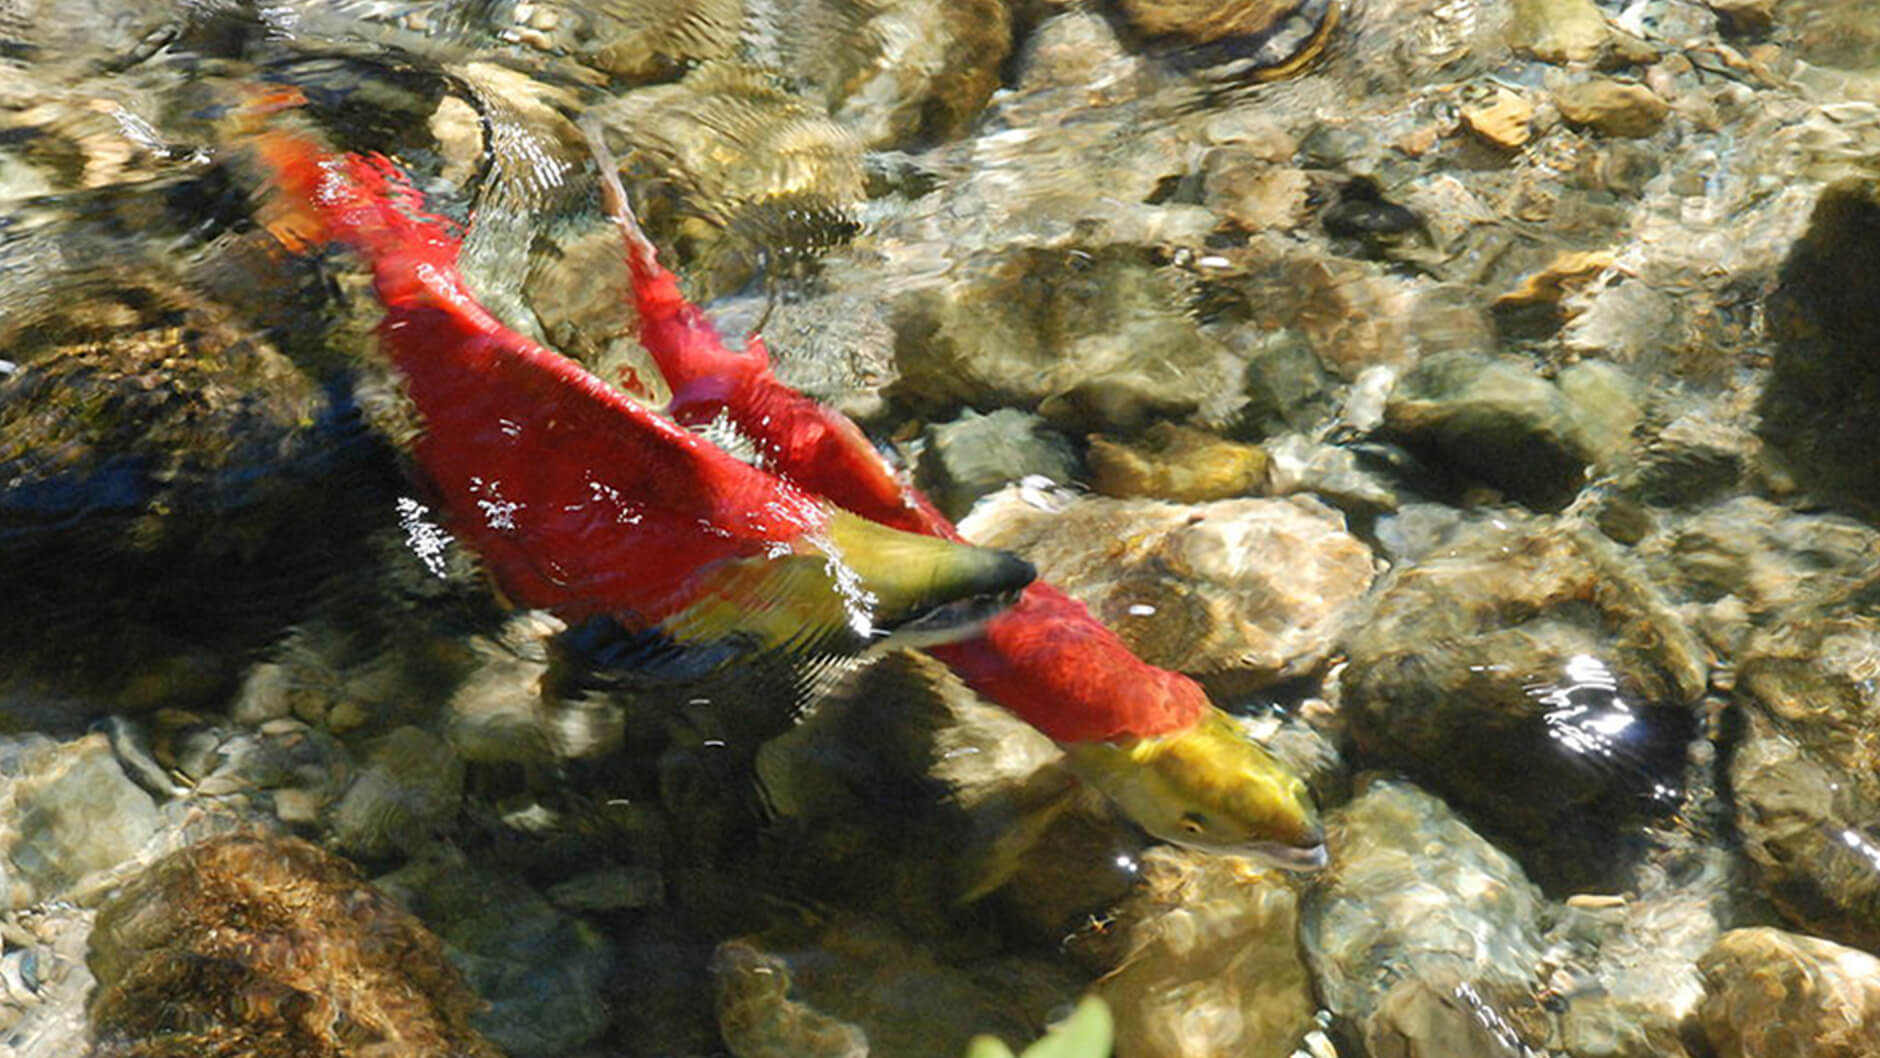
[87,832,502,1058]
[0,275,391,713]
[960,489,1375,688]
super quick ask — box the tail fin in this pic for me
[231,98,466,304]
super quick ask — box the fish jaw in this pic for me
[1059,708,1327,871]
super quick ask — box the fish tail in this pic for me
[579,115,769,413]
[230,95,466,306]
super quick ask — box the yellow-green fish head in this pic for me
[1061,708,1326,871]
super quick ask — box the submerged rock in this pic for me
[329,726,464,861]
[1382,352,1595,511]
[887,244,1245,434]
[1092,849,1314,1058]
[1638,498,1880,653]
[87,832,501,1058]
[1543,865,1727,1058]
[758,0,1012,149]
[597,63,865,298]
[1731,617,1880,952]
[1554,80,1672,140]
[1508,0,1609,63]
[1695,927,1880,1058]
[0,734,158,908]
[717,939,868,1058]
[376,852,615,1058]
[1760,179,1880,524]
[715,914,1079,1058]
[1086,422,1268,503]
[961,489,1375,688]
[916,409,1081,521]
[755,649,1087,921]
[1302,781,1553,1057]
[0,275,391,714]
[1341,517,1705,887]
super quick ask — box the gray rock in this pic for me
[916,409,1081,521]
[1302,781,1553,1058]
[1383,352,1594,511]
[0,735,158,908]
[377,852,616,1058]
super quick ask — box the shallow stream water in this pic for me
[3,0,1880,1056]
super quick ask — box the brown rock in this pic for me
[1704,0,1775,34]
[1095,849,1314,1058]
[1461,88,1536,150]
[88,832,501,1058]
[1509,0,1610,63]
[960,491,1375,685]
[1087,422,1269,502]
[1554,80,1671,139]
[1204,154,1311,232]
[1697,928,1880,1058]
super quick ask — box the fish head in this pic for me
[1063,709,1326,871]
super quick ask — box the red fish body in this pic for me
[244,130,1032,653]
[599,164,1205,742]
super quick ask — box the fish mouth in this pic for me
[1223,840,1330,873]
[872,581,1027,650]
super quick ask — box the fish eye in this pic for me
[1179,811,1209,836]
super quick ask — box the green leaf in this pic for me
[962,996,1113,1058]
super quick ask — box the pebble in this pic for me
[1460,88,1536,150]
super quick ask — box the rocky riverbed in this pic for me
[3,0,1880,1055]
